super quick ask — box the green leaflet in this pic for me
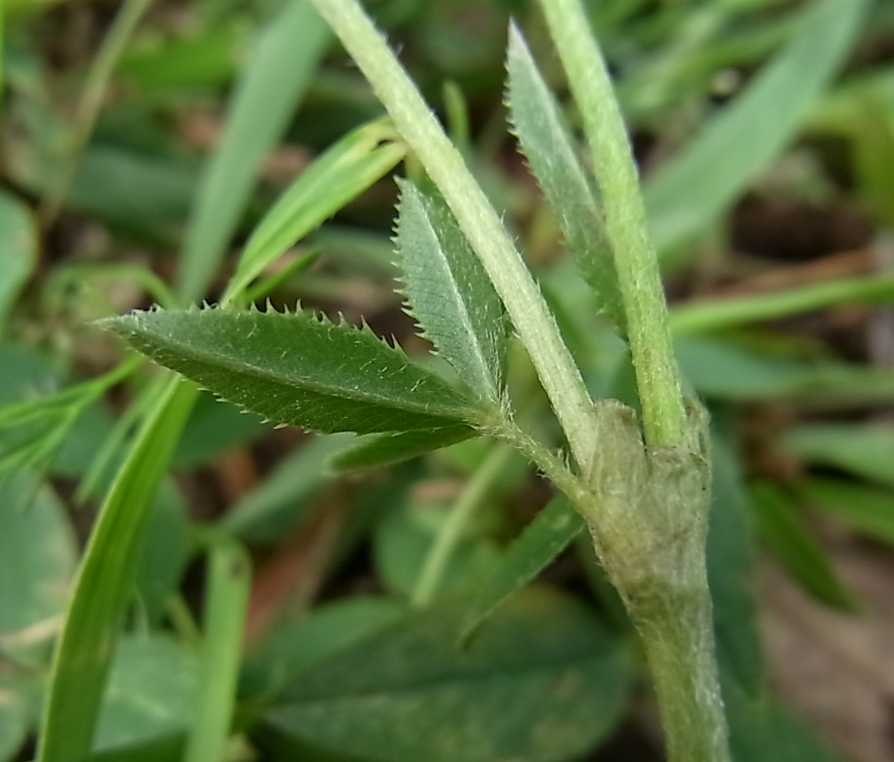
[395,181,509,406]
[332,426,477,471]
[261,588,631,762]
[506,25,626,335]
[462,495,585,641]
[0,192,36,331]
[101,307,486,436]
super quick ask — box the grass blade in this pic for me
[101,307,488,435]
[395,181,508,405]
[184,539,251,762]
[644,0,869,260]
[36,377,198,762]
[223,119,405,304]
[177,0,330,303]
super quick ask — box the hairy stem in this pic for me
[538,0,686,448]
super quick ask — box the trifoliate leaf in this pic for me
[507,24,626,335]
[101,307,487,436]
[395,181,509,406]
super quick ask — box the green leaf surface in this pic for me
[750,482,856,611]
[224,120,405,303]
[242,596,405,698]
[172,391,266,469]
[778,423,894,490]
[37,378,197,762]
[644,0,869,259]
[0,191,37,329]
[177,0,330,302]
[0,675,32,762]
[0,473,78,668]
[395,181,508,405]
[462,496,584,641]
[261,588,631,762]
[506,25,625,334]
[796,477,894,548]
[332,425,476,471]
[92,635,199,760]
[101,307,485,435]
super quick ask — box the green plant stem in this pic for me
[670,270,894,334]
[184,538,252,762]
[310,0,598,473]
[538,0,686,448]
[412,444,514,607]
[626,565,731,762]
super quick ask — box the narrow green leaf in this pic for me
[796,477,894,548]
[223,120,405,303]
[177,1,330,302]
[101,307,486,435]
[395,181,509,405]
[37,378,197,762]
[332,425,477,471]
[261,588,631,762]
[777,423,894,490]
[0,192,36,330]
[462,495,585,641]
[750,482,857,611]
[184,540,251,762]
[506,25,625,334]
[645,0,869,259]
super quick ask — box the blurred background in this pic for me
[2,1,894,760]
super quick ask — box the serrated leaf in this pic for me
[506,25,626,334]
[101,307,486,435]
[260,588,631,762]
[223,119,406,303]
[332,425,477,471]
[462,496,584,641]
[395,181,508,406]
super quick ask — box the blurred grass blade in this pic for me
[461,495,584,642]
[777,422,894,490]
[101,307,488,435]
[644,0,869,261]
[671,271,894,335]
[395,181,509,405]
[177,0,330,303]
[0,191,36,331]
[506,25,625,334]
[37,377,198,762]
[184,539,251,762]
[797,477,894,547]
[749,481,857,611]
[223,120,405,303]
[332,426,476,472]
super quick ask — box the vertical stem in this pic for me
[538,0,686,448]
[626,566,731,762]
[310,0,598,472]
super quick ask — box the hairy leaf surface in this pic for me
[507,25,626,335]
[395,181,508,405]
[102,307,484,435]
